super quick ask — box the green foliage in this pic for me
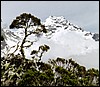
[9,13,41,29]
[31,44,50,61]
[1,36,4,41]
[18,69,40,86]
[1,53,99,86]
[9,13,48,58]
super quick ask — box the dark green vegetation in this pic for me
[1,13,99,86]
[1,36,4,41]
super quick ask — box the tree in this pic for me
[9,13,47,58]
[1,13,49,86]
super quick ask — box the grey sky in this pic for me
[1,1,99,33]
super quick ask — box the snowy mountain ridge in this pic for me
[43,16,99,41]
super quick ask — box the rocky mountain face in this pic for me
[92,33,99,41]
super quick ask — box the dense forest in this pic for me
[1,13,99,86]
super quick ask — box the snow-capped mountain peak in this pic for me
[43,16,96,40]
[44,16,81,31]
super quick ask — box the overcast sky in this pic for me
[1,1,99,33]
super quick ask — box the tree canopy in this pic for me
[9,13,47,58]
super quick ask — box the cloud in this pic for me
[69,49,99,70]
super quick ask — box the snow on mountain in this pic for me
[1,16,99,69]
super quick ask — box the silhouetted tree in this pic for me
[9,13,47,58]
